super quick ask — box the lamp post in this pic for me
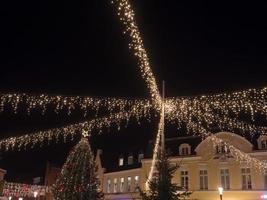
[34,191,38,200]
[218,187,223,200]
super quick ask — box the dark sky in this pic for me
[0,0,267,183]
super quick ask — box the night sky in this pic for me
[0,0,267,183]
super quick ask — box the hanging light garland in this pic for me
[0,104,152,151]
[0,93,152,116]
[111,0,162,108]
[145,108,164,190]
[0,0,266,180]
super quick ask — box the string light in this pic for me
[0,105,152,151]
[165,89,267,136]
[209,135,267,172]
[168,116,267,172]
[111,0,161,108]
[145,108,164,190]
[0,0,266,179]
[0,93,152,116]
[167,86,267,121]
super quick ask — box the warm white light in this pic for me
[18,198,23,200]
[34,191,38,198]
[8,197,12,200]
[218,187,223,195]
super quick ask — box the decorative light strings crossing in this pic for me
[0,0,266,179]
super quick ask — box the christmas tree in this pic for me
[140,151,191,200]
[52,137,104,200]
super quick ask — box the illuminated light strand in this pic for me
[210,135,267,172]
[167,86,267,121]
[165,96,267,136]
[145,108,164,190]
[0,105,152,151]
[111,0,161,108]
[0,93,153,116]
[167,116,267,172]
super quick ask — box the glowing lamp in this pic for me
[218,187,223,195]
[34,191,38,198]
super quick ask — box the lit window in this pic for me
[114,178,118,193]
[119,157,124,166]
[134,176,139,191]
[264,171,267,189]
[220,169,230,190]
[120,177,124,192]
[107,179,111,193]
[181,171,189,190]
[199,170,208,190]
[127,177,132,192]
[241,168,252,190]
[128,154,133,165]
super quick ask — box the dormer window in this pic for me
[128,153,133,165]
[257,135,267,150]
[179,143,191,156]
[138,151,144,163]
[119,156,124,166]
[216,142,230,154]
[261,140,267,149]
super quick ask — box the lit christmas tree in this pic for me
[140,151,191,200]
[52,137,104,200]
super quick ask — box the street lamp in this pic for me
[34,191,38,199]
[218,187,223,200]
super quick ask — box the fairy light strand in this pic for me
[168,116,267,172]
[145,108,164,190]
[0,93,153,116]
[111,0,161,108]
[0,105,152,151]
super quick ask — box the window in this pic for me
[128,154,133,165]
[119,157,124,166]
[216,142,230,154]
[220,169,230,190]
[264,172,267,189]
[199,170,208,190]
[261,140,267,149]
[120,177,125,192]
[257,136,267,149]
[107,179,111,193]
[241,168,252,190]
[138,151,144,163]
[134,176,139,191]
[179,144,191,156]
[114,178,118,193]
[181,171,189,190]
[127,177,132,192]
[182,147,189,155]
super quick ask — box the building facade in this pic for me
[96,132,267,200]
